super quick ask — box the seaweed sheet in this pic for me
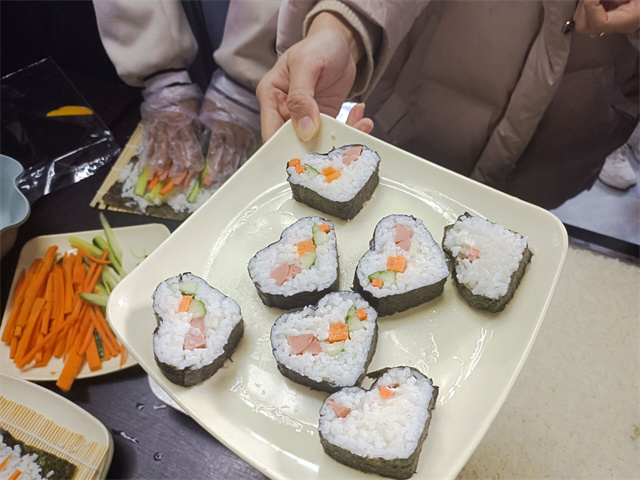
[1,428,77,480]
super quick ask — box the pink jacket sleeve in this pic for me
[93,0,198,87]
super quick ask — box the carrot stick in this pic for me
[119,345,127,368]
[73,314,93,354]
[1,261,38,342]
[82,252,113,264]
[88,308,117,357]
[8,470,21,480]
[13,298,46,365]
[93,306,119,351]
[9,337,18,359]
[53,332,66,359]
[86,334,102,371]
[159,180,174,195]
[178,295,192,313]
[147,174,159,191]
[51,266,63,320]
[22,317,75,367]
[14,246,57,334]
[35,335,57,367]
[56,351,83,391]
[63,254,74,314]
[0,452,11,470]
[80,326,96,355]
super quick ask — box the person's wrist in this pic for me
[307,12,365,65]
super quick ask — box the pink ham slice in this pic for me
[341,145,362,166]
[287,333,322,355]
[304,336,323,355]
[326,399,351,418]
[270,263,303,285]
[184,317,206,350]
[394,224,414,251]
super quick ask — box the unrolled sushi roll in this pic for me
[286,144,380,220]
[271,291,378,392]
[248,216,339,309]
[353,215,450,316]
[442,213,532,312]
[152,273,244,387]
[319,366,438,479]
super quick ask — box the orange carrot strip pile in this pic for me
[3,240,125,391]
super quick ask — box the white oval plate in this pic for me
[0,223,170,381]
[108,115,567,479]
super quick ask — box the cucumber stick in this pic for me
[368,270,397,286]
[99,212,123,263]
[312,224,329,246]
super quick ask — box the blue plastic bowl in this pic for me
[0,155,30,258]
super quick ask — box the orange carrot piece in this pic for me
[13,298,46,365]
[319,223,330,233]
[53,332,67,359]
[56,351,83,391]
[119,345,127,368]
[328,323,349,343]
[295,164,306,174]
[159,180,175,195]
[41,299,52,335]
[80,325,96,355]
[178,295,193,313]
[322,166,337,176]
[82,252,112,265]
[288,158,301,167]
[371,278,384,289]
[63,255,75,313]
[1,269,27,342]
[325,171,342,183]
[8,470,21,480]
[379,386,395,399]
[92,306,119,354]
[73,249,85,285]
[296,239,316,256]
[147,174,159,191]
[88,308,117,358]
[52,266,64,320]
[13,246,57,333]
[0,453,11,470]
[9,337,18,359]
[36,336,57,367]
[387,256,406,273]
[356,308,367,321]
[74,314,93,354]
[86,334,102,372]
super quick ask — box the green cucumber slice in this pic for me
[188,299,206,317]
[368,270,397,286]
[179,281,198,295]
[134,165,150,197]
[312,224,329,246]
[305,164,320,178]
[299,251,317,269]
[323,341,345,357]
[346,306,364,332]
[78,292,109,307]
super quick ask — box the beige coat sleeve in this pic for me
[277,0,429,98]
[93,0,198,87]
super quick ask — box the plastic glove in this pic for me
[198,70,260,188]
[140,83,205,187]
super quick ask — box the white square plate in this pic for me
[108,115,567,479]
[0,224,171,381]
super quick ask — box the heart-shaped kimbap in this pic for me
[286,144,380,220]
[319,366,438,479]
[442,213,532,312]
[248,216,339,309]
[270,291,378,392]
[353,215,450,316]
[152,273,244,387]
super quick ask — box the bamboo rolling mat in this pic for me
[90,123,143,214]
[0,397,109,479]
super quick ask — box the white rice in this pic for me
[119,161,211,214]
[0,437,49,480]
[152,273,242,370]
[287,145,380,202]
[443,215,528,299]
[319,367,434,460]
[356,215,449,297]
[248,217,338,296]
[271,292,377,387]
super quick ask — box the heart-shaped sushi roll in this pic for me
[270,291,378,392]
[319,366,438,479]
[248,216,339,309]
[353,215,450,316]
[442,213,532,312]
[286,145,380,220]
[152,273,244,387]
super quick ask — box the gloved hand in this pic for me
[139,80,204,188]
[198,70,260,188]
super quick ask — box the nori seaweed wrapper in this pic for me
[442,213,533,313]
[319,367,438,479]
[0,428,77,480]
[287,145,380,220]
